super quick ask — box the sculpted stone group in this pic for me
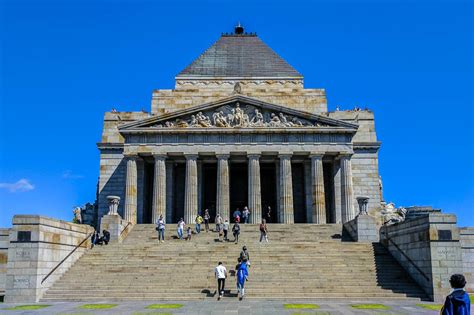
[153,103,326,128]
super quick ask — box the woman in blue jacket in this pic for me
[236,260,249,300]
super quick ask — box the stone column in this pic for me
[197,160,203,214]
[248,154,262,224]
[152,154,166,223]
[124,155,138,224]
[340,154,355,223]
[311,154,326,224]
[184,154,198,225]
[279,154,294,224]
[216,154,230,221]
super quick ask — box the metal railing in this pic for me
[381,226,430,282]
[120,222,132,238]
[41,232,93,285]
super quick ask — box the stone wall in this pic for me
[351,151,382,218]
[152,80,328,115]
[460,227,474,292]
[98,150,126,221]
[5,216,94,303]
[0,228,9,296]
[380,213,463,302]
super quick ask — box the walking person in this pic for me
[214,261,227,300]
[242,207,250,224]
[177,218,185,240]
[204,209,210,232]
[240,246,250,267]
[195,213,203,234]
[215,213,223,235]
[236,258,249,300]
[223,219,229,241]
[259,219,268,243]
[186,226,192,241]
[232,221,241,244]
[156,214,165,243]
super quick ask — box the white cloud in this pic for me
[0,179,35,192]
[62,170,84,179]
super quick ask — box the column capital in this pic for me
[184,153,199,160]
[278,153,293,159]
[216,154,230,160]
[338,153,353,159]
[247,153,261,159]
[309,153,324,159]
[124,153,139,160]
[152,153,167,160]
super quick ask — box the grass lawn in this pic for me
[3,304,51,311]
[470,295,473,303]
[79,304,117,310]
[416,304,442,311]
[351,304,390,310]
[146,303,183,309]
[133,312,173,315]
[291,312,331,315]
[284,304,320,309]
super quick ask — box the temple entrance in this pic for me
[229,163,248,215]
[323,162,336,223]
[202,164,217,219]
[292,163,307,223]
[173,163,185,222]
[260,163,277,223]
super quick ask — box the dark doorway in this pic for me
[142,161,154,223]
[173,163,185,223]
[323,162,336,223]
[261,163,277,223]
[230,163,248,215]
[202,164,217,219]
[292,163,307,223]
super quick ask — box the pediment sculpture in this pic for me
[151,102,329,128]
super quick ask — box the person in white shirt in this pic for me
[214,261,227,299]
[156,215,165,243]
[223,219,229,241]
[177,218,185,239]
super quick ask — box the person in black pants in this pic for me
[214,261,227,300]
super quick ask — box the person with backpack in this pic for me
[240,246,250,267]
[156,214,165,243]
[259,219,268,243]
[232,221,241,244]
[236,258,249,300]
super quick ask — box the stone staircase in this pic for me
[41,224,426,301]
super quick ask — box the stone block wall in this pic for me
[343,215,379,242]
[5,216,94,303]
[351,151,382,219]
[152,80,328,115]
[381,213,463,302]
[0,228,9,296]
[327,110,377,143]
[460,227,474,292]
[98,150,126,221]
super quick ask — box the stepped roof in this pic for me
[176,26,302,79]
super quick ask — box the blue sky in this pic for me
[0,0,472,227]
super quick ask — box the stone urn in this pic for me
[356,196,370,216]
[106,196,121,215]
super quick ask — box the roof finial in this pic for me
[235,22,244,35]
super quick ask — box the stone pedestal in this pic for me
[100,214,127,243]
[343,214,379,243]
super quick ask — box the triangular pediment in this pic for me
[119,95,358,132]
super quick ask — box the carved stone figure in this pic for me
[250,109,264,126]
[73,207,82,224]
[291,116,303,126]
[270,113,281,127]
[175,119,188,128]
[381,202,407,225]
[233,82,242,94]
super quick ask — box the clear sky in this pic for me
[0,0,472,227]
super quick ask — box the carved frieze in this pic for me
[151,102,328,129]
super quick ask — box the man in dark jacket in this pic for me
[441,274,471,315]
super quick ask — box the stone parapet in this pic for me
[5,216,94,303]
[343,214,379,243]
[0,228,9,296]
[460,227,474,293]
[380,213,463,302]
